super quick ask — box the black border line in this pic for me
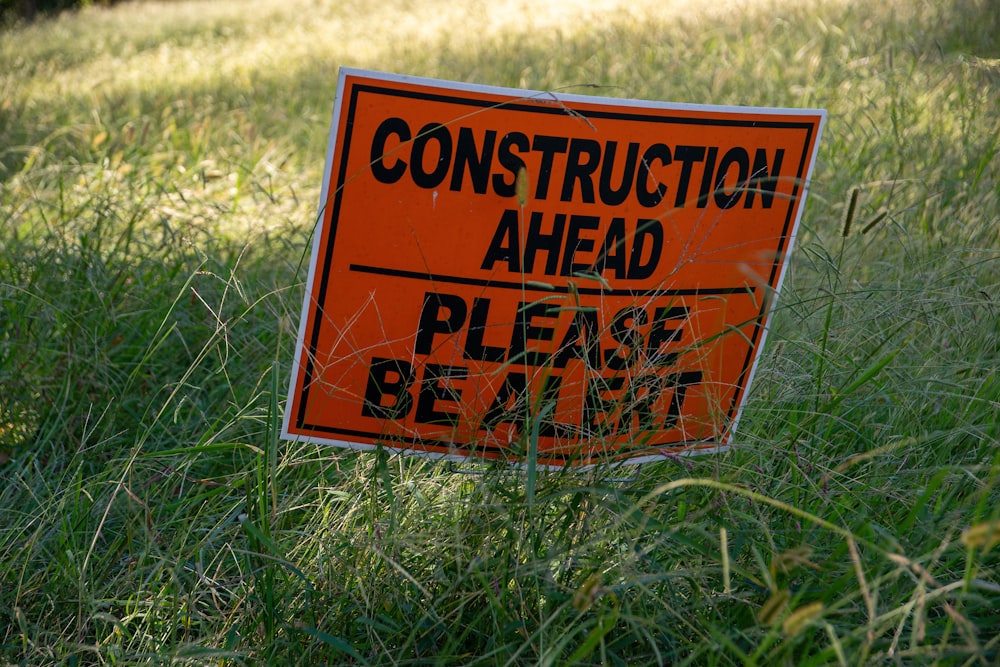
[295,82,363,431]
[727,123,816,417]
[351,83,818,130]
[298,423,701,457]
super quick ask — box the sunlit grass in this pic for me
[1,0,998,664]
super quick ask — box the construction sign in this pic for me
[283,68,825,467]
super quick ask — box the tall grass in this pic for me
[1,0,998,664]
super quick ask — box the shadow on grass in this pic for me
[936,0,999,57]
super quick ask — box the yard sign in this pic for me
[283,68,825,467]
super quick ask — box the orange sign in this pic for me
[283,68,825,467]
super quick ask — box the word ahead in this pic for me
[283,68,825,468]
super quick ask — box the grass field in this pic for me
[1,0,998,664]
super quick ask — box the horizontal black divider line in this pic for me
[348,263,751,297]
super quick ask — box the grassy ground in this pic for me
[1,0,998,664]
